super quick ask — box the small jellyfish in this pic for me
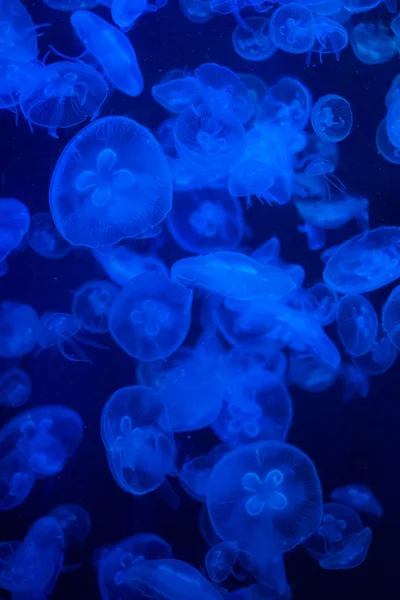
[151,74,198,114]
[94,245,168,287]
[304,157,346,193]
[376,117,400,164]
[100,385,176,495]
[351,22,396,65]
[0,198,30,261]
[261,77,312,130]
[331,484,383,517]
[298,282,337,326]
[0,302,39,358]
[269,4,314,55]
[0,0,38,62]
[206,441,323,557]
[288,353,338,392]
[353,327,398,375]
[27,212,71,259]
[49,503,92,546]
[179,0,214,23]
[311,94,353,143]
[336,294,378,357]
[50,116,172,248]
[205,541,238,583]
[386,100,400,149]
[310,17,348,63]
[109,271,193,361]
[0,368,31,408]
[72,280,119,334]
[232,16,277,62]
[179,445,230,502]
[0,449,35,510]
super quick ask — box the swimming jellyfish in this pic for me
[336,294,378,356]
[0,368,31,408]
[0,198,30,261]
[269,4,314,55]
[330,484,383,517]
[49,503,92,546]
[27,212,71,259]
[205,541,238,583]
[0,0,38,62]
[232,16,277,62]
[0,302,39,358]
[72,279,119,334]
[311,94,353,142]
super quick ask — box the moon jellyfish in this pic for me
[72,279,119,334]
[0,302,39,358]
[261,77,312,130]
[94,246,167,287]
[109,271,192,361]
[0,368,31,408]
[0,0,38,62]
[49,503,92,546]
[167,188,244,253]
[331,484,382,517]
[0,198,30,261]
[237,552,287,594]
[27,212,71,259]
[232,16,277,62]
[341,363,370,404]
[269,4,314,55]
[353,328,397,375]
[50,116,172,248]
[111,0,148,30]
[288,353,338,392]
[310,17,348,62]
[206,541,238,583]
[336,294,378,357]
[311,94,353,142]
[0,59,43,110]
[323,226,400,293]
[295,194,368,232]
[298,282,337,326]
[71,10,144,97]
[351,22,396,65]
[100,385,175,495]
[0,449,35,510]
[206,441,323,556]
[179,0,214,23]
[151,74,198,114]
[179,445,230,502]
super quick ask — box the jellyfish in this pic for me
[100,385,176,495]
[297,282,337,326]
[269,4,314,55]
[72,280,119,334]
[206,441,323,557]
[0,448,35,510]
[109,271,192,361]
[238,73,268,118]
[0,0,38,62]
[351,22,396,65]
[319,527,372,570]
[27,212,71,259]
[336,294,378,357]
[295,194,368,233]
[206,541,238,583]
[151,74,199,114]
[232,16,277,62]
[179,445,230,502]
[261,77,312,130]
[179,0,214,23]
[228,160,276,206]
[70,10,144,97]
[331,484,383,517]
[0,58,43,110]
[167,188,244,254]
[49,116,172,248]
[94,246,167,287]
[20,61,108,137]
[340,363,370,403]
[353,327,398,375]
[0,198,30,261]
[49,504,92,547]
[311,94,353,143]
[237,551,287,594]
[111,0,148,30]
[376,117,400,164]
[385,74,400,108]
[310,17,348,63]
[288,353,339,392]
[323,226,400,293]
[0,302,39,358]
[0,368,31,408]
[304,157,346,193]
[210,0,246,14]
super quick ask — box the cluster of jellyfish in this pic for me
[0,0,399,597]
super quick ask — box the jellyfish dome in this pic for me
[0,0,38,62]
[49,116,172,248]
[72,279,119,334]
[232,16,277,62]
[49,503,92,547]
[269,4,314,55]
[206,441,323,556]
[27,213,71,259]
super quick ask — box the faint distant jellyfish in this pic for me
[151,75,198,114]
[49,503,92,546]
[228,160,276,206]
[0,368,31,408]
[304,157,346,193]
[337,294,378,356]
[109,271,193,361]
[50,116,172,248]
[179,0,214,23]
[0,302,39,358]
[353,327,397,375]
[376,117,400,164]
[0,449,34,510]
[351,22,396,65]
[43,0,99,9]
[205,541,238,583]
[288,353,338,392]
[232,16,277,62]
[238,73,268,118]
[385,74,400,108]
[179,445,230,501]
[261,77,312,130]
[72,280,119,334]
[311,94,352,142]
[0,198,30,261]
[331,483,383,517]
[299,282,337,326]
[0,59,43,110]
[111,0,148,31]
[27,213,71,259]
[269,4,314,55]
[382,284,400,349]
[94,246,168,287]
[0,0,38,62]
[206,441,323,557]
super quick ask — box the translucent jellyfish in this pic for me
[237,552,287,594]
[94,245,167,287]
[353,328,398,375]
[167,188,244,254]
[27,212,71,259]
[0,302,39,358]
[179,0,214,23]
[50,116,172,248]
[310,17,348,62]
[100,385,175,495]
[239,73,268,118]
[288,353,338,392]
[232,16,277,62]
[0,58,43,109]
[323,226,400,293]
[0,0,38,62]
[381,284,400,350]
[0,448,35,510]
[319,526,372,570]
[71,10,144,97]
[340,363,369,403]
[206,541,238,583]
[331,483,382,517]
[297,282,337,326]
[0,368,31,408]
[210,0,246,14]
[261,77,312,130]
[72,279,119,334]
[179,445,230,502]
[376,117,400,164]
[296,194,368,233]
[151,74,198,114]
[337,294,378,357]
[0,198,30,261]
[311,94,352,143]
[206,441,323,556]
[351,22,396,64]
[171,252,296,300]
[49,503,92,546]
[385,74,400,108]
[269,4,314,55]
[386,100,400,149]
[342,0,380,12]
[109,271,192,361]
[111,0,148,31]
[228,160,276,205]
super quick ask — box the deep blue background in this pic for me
[0,0,399,598]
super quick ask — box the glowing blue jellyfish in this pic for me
[310,17,348,62]
[296,194,368,233]
[0,59,43,109]
[376,117,400,164]
[71,10,144,97]
[206,441,323,557]
[0,448,34,510]
[228,160,276,205]
[111,0,148,30]
[340,363,369,404]
[172,252,295,300]
[206,541,238,583]
[100,385,175,495]
[331,484,382,517]
[261,77,312,130]
[288,353,338,392]
[151,74,198,114]
[0,0,38,62]
[232,16,277,62]
[323,226,400,293]
[210,0,245,14]
[319,527,372,570]
[179,0,214,23]
[50,116,172,248]
[109,271,192,361]
[49,503,92,546]
[27,212,71,259]
[311,94,352,142]
[167,188,243,254]
[337,294,378,357]
[0,302,39,358]
[179,445,230,502]
[72,280,119,334]
[0,198,30,261]
[353,328,398,375]
[351,22,396,64]
[239,73,268,118]
[237,552,287,594]
[269,4,314,55]
[385,74,400,108]
[0,368,31,408]
[94,246,167,287]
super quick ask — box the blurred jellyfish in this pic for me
[311,94,353,142]
[331,484,383,517]
[0,449,35,510]
[353,327,397,375]
[179,0,214,22]
[0,368,31,408]
[0,198,30,261]
[310,17,348,63]
[0,0,38,62]
[261,77,312,130]
[94,245,167,287]
[288,353,338,392]
[232,16,277,62]
[351,22,396,64]
[27,213,71,259]
[336,294,378,357]
[206,541,238,583]
[376,117,400,164]
[0,302,39,358]
[151,73,198,114]
[72,280,119,334]
[49,503,92,546]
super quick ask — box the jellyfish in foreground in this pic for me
[72,280,119,334]
[331,484,383,517]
